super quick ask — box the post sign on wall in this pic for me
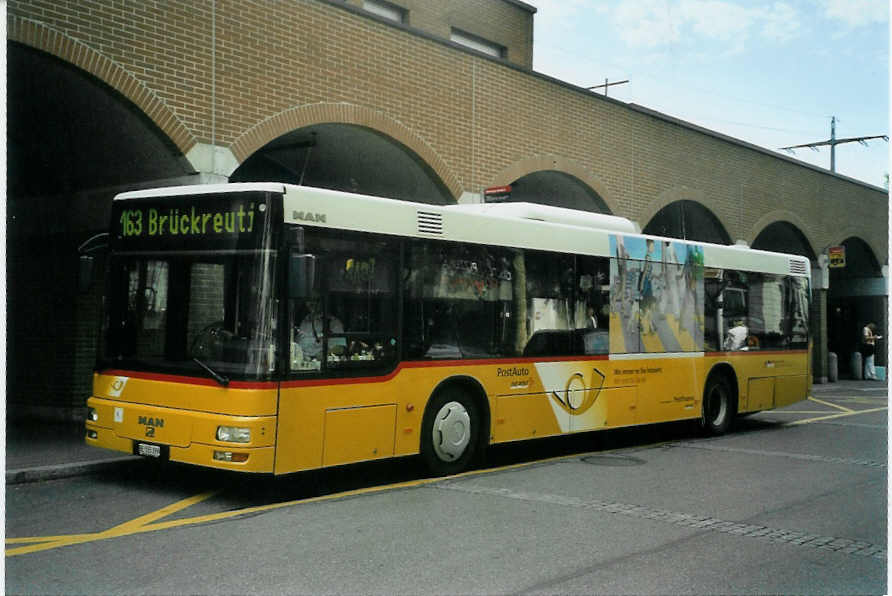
[828,246,846,268]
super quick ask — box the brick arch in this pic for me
[8,15,197,157]
[230,102,464,200]
[748,211,819,257]
[638,187,734,241]
[490,155,619,214]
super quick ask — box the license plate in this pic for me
[135,443,162,458]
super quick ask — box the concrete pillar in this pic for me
[851,351,863,380]
[811,288,829,383]
[185,143,239,181]
[811,256,829,384]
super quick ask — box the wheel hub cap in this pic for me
[432,401,471,462]
[709,387,727,425]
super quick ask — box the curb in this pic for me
[6,457,142,485]
[812,382,887,394]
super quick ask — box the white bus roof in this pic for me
[115,182,286,200]
[113,183,810,277]
[281,185,810,278]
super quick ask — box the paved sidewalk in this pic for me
[811,378,888,394]
[4,379,886,485]
[6,420,139,485]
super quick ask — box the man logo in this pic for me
[138,416,164,438]
[293,211,327,223]
[138,416,164,427]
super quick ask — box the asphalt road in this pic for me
[6,384,887,595]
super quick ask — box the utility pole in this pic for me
[587,78,629,97]
[779,116,888,173]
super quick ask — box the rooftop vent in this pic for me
[789,259,808,275]
[417,210,443,235]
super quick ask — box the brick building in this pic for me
[7,0,888,419]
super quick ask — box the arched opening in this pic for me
[503,170,611,213]
[230,124,453,204]
[752,221,817,260]
[828,237,886,376]
[8,43,190,198]
[642,200,731,244]
[7,43,191,419]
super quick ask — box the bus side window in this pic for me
[523,250,574,356]
[576,256,610,355]
[290,231,399,373]
[325,239,399,370]
[404,240,518,360]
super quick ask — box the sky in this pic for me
[530,0,889,189]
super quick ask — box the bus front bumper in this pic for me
[85,397,276,473]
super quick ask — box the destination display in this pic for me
[111,192,280,251]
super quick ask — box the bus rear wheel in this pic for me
[421,387,480,476]
[701,375,734,435]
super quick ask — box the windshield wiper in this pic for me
[193,357,230,387]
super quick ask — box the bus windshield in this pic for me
[102,250,278,380]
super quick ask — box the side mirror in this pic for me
[78,255,95,293]
[76,232,109,294]
[288,254,317,298]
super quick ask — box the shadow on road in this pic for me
[86,415,790,513]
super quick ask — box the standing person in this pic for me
[586,306,599,329]
[861,322,882,380]
[638,239,657,334]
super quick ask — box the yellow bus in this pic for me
[84,183,811,475]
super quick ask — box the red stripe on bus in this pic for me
[98,369,277,390]
[279,355,610,388]
[102,351,805,391]
[704,349,807,357]
[100,355,611,390]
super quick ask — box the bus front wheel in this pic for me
[421,387,480,476]
[701,375,734,435]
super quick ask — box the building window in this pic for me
[363,0,407,24]
[450,28,505,59]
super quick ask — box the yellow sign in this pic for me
[828,246,845,268]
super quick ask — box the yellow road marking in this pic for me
[808,396,854,413]
[107,490,218,534]
[822,396,888,404]
[787,406,888,426]
[6,444,656,557]
[838,398,890,406]
[6,491,217,557]
[6,534,97,544]
[10,398,885,558]
[764,410,837,414]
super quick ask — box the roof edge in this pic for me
[316,0,884,194]
[502,0,537,13]
[627,103,887,194]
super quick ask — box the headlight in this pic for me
[87,407,98,422]
[216,426,251,443]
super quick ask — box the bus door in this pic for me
[276,227,400,474]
